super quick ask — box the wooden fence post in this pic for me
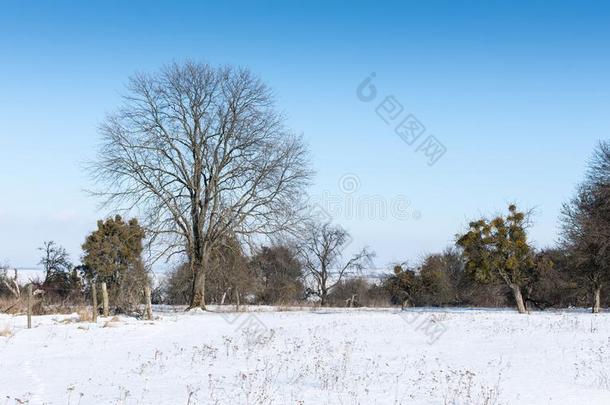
[144,286,153,320]
[101,282,109,317]
[27,284,32,329]
[91,283,98,323]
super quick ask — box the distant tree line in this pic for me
[158,141,610,314]
[3,61,609,316]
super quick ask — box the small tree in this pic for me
[417,248,465,306]
[39,241,71,283]
[250,245,304,304]
[522,248,576,310]
[298,221,374,306]
[205,235,253,306]
[383,264,419,308]
[82,215,148,312]
[38,241,81,301]
[456,205,539,314]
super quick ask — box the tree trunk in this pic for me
[91,283,98,323]
[592,286,601,314]
[319,272,328,307]
[510,284,527,314]
[101,282,109,317]
[144,286,153,320]
[190,269,206,309]
[189,237,211,309]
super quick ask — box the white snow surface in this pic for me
[1,306,610,404]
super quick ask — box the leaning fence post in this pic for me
[101,282,109,317]
[144,286,153,320]
[91,283,98,323]
[27,284,32,329]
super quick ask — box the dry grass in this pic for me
[0,297,25,314]
[0,323,13,337]
[54,307,95,323]
[77,307,93,322]
[103,316,123,328]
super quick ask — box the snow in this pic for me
[1,307,610,404]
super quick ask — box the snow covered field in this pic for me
[1,307,610,404]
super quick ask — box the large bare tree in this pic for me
[298,221,374,306]
[91,62,311,308]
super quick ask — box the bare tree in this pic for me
[0,264,20,299]
[561,141,610,313]
[298,221,374,306]
[39,241,71,283]
[91,62,312,308]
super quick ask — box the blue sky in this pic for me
[1,0,609,270]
